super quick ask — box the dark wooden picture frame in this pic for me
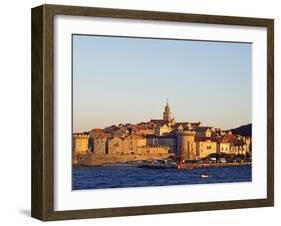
[31,4,274,221]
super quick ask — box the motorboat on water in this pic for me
[200,172,209,178]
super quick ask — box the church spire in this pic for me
[163,99,172,122]
[165,100,170,110]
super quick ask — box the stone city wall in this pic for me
[76,152,174,166]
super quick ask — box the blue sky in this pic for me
[73,35,252,132]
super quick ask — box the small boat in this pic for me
[200,172,209,178]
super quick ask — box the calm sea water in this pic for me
[72,164,252,190]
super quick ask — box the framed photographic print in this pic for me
[31,4,274,221]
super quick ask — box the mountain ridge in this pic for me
[230,123,252,137]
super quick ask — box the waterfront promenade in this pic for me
[178,162,251,169]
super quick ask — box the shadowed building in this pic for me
[196,140,217,159]
[177,130,197,160]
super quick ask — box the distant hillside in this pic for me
[230,123,252,137]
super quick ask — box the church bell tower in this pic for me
[163,101,173,122]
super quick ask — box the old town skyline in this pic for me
[72,101,252,168]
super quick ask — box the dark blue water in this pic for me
[72,165,252,190]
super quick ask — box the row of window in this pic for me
[221,147,246,151]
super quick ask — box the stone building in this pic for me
[177,130,197,160]
[89,129,111,155]
[73,133,89,155]
[108,136,123,155]
[123,135,146,154]
[195,127,212,140]
[216,134,250,156]
[72,133,90,165]
[146,134,177,152]
[108,135,146,155]
[217,141,231,155]
[196,140,217,159]
[92,134,109,155]
[242,136,252,155]
[154,124,172,136]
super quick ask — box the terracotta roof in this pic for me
[94,132,112,139]
[91,128,104,134]
[195,137,217,142]
[126,124,145,130]
[220,134,238,143]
